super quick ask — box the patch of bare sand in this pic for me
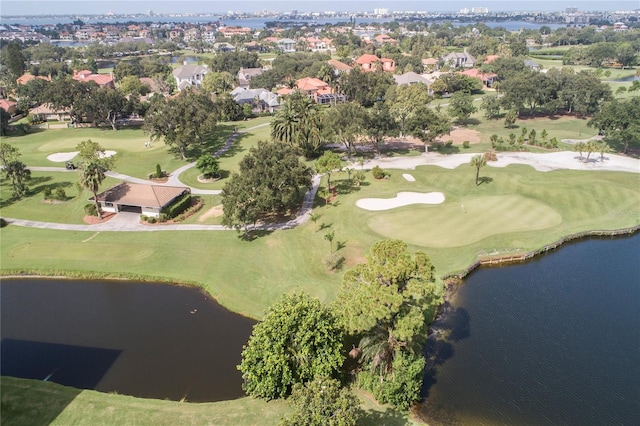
[198,205,224,222]
[445,127,482,145]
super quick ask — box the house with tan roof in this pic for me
[422,58,439,72]
[327,59,352,74]
[355,54,396,73]
[16,73,51,85]
[73,70,115,89]
[95,182,190,217]
[459,68,497,87]
[374,34,397,47]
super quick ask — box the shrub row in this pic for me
[161,193,192,219]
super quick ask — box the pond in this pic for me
[0,279,255,402]
[419,233,640,425]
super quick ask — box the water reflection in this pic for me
[0,278,255,402]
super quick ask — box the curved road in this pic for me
[6,123,321,232]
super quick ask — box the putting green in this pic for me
[367,195,562,248]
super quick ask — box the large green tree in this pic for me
[589,97,640,154]
[143,89,218,159]
[362,103,398,156]
[222,142,313,231]
[280,378,362,426]
[321,101,366,156]
[447,91,478,124]
[238,293,344,399]
[76,140,116,219]
[405,106,451,152]
[334,240,441,409]
[387,83,432,136]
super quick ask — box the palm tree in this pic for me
[324,230,335,253]
[78,159,111,219]
[574,141,586,160]
[271,101,299,148]
[76,140,115,219]
[597,141,611,161]
[309,212,320,232]
[470,154,486,186]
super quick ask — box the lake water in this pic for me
[419,233,640,425]
[0,279,255,402]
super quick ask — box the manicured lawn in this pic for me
[0,376,418,426]
[469,114,596,146]
[368,194,562,247]
[177,119,272,190]
[0,171,121,223]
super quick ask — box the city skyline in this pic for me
[1,0,639,17]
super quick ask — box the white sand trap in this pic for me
[357,192,445,211]
[402,174,416,182]
[47,152,78,162]
[47,150,117,163]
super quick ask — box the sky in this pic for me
[0,0,638,16]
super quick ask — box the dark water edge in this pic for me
[0,279,256,402]
[419,233,640,425]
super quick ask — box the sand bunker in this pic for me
[357,192,445,211]
[402,174,416,182]
[47,151,117,162]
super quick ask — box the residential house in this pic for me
[237,67,264,88]
[0,99,18,115]
[16,73,51,85]
[28,104,71,122]
[355,54,396,73]
[95,182,190,218]
[183,28,200,43]
[219,26,252,38]
[276,38,296,53]
[373,34,397,47]
[213,42,235,52]
[422,58,439,72]
[459,68,497,87]
[231,87,281,113]
[277,77,344,104]
[442,51,476,69]
[72,70,116,89]
[172,64,209,91]
[393,72,435,92]
[327,59,352,75]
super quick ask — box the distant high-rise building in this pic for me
[374,8,389,15]
[460,8,470,14]
[472,7,489,14]
[566,7,579,13]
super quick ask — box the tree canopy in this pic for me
[334,239,441,409]
[222,141,313,231]
[143,89,218,159]
[280,378,362,426]
[238,292,345,399]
